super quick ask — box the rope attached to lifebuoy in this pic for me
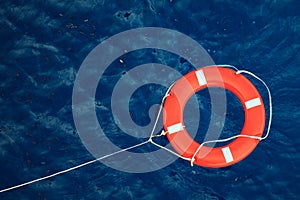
[0,65,272,193]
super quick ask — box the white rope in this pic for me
[0,65,272,192]
[145,83,193,161]
[149,140,192,161]
[190,66,272,166]
[235,69,272,140]
[214,64,239,71]
[0,140,151,193]
[149,83,174,138]
[0,83,180,193]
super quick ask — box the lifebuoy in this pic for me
[163,66,266,168]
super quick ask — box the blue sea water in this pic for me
[0,0,299,199]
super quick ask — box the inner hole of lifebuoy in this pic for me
[183,87,245,148]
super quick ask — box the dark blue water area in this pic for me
[0,0,299,199]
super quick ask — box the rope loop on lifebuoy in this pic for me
[163,65,272,168]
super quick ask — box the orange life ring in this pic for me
[163,66,265,168]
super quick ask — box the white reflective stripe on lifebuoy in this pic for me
[167,123,184,134]
[222,147,234,163]
[245,97,261,109]
[195,70,207,86]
